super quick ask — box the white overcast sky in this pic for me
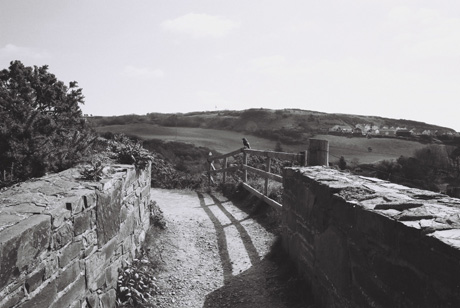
[1,0,460,130]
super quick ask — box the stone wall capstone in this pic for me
[282,166,460,308]
[0,163,151,308]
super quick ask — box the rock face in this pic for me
[0,163,151,308]
[282,166,460,308]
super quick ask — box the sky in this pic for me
[1,0,460,131]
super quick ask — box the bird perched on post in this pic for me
[242,138,251,149]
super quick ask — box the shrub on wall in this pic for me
[0,60,95,186]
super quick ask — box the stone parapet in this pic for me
[0,163,151,308]
[282,166,460,308]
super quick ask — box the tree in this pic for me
[0,60,94,183]
[338,156,347,170]
[274,141,284,152]
[448,146,460,178]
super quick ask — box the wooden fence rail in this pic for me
[206,139,329,210]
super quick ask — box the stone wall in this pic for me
[282,166,460,308]
[0,163,151,308]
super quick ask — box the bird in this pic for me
[242,138,251,149]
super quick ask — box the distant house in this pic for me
[353,127,363,136]
[396,129,412,137]
[379,128,396,136]
[329,125,353,133]
[410,128,419,135]
[422,130,433,135]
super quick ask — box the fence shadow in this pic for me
[201,237,316,308]
[197,190,315,308]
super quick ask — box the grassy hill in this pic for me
[94,124,278,154]
[90,108,460,165]
[95,123,427,164]
[89,108,456,135]
[91,108,460,195]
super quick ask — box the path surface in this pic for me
[145,188,314,308]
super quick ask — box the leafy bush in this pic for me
[0,61,95,186]
[79,157,105,181]
[107,134,152,170]
[116,251,159,307]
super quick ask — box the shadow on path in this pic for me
[197,191,315,308]
[196,191,233,284]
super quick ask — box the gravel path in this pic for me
[144,188,314,308]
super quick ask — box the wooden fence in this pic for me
[206,139,329,210]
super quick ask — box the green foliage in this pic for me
[143,139,218,174]
[80,157,105,181]
[338,156,347,170]
[0,60,95,186]
[254,128,308,144]
[108,134,152,170]
[357,143,458,192]
[274,142,284,152]
[116,251,159,307]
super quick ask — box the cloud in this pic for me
[161,13,241,38]
[0,44,50,59]
[123,65,164,78]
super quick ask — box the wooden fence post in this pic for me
[307,139,329,166]
[208,152,214,185]
[243,151,248,182]
[300,150,308,166]
[223,157,228,183]
[264,157,271,195]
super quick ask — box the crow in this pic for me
[242,138,251,149]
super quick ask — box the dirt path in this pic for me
[144,188,314,308]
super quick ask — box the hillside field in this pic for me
[95,123,427,164]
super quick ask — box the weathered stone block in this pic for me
[59,240,82,268]
[45,204,71,229]
[85,252,105,291]
[101,236,119,262]
[1,162,152,306]
[122,235,135,261]
[82,230,97,249]
[82,190,97,209]
[44,257,59,280]
[62,194,85,215]
[105,258,121,289]
[18,278,57,308]
[96,180,122,247]
[56,261,80,292]
[100,289,116,308]
[69,299,82,308]
[50,275,85,308]
[0,213,26,232]
[139,198,146,221]
[0,284,25,308]
[25,266,45,293]
[53,223,74,251]
[0,214,51,289]
[141,184,150,201]
[119,212,136,239]
[86,293,100,308]
[74,210,92,236]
